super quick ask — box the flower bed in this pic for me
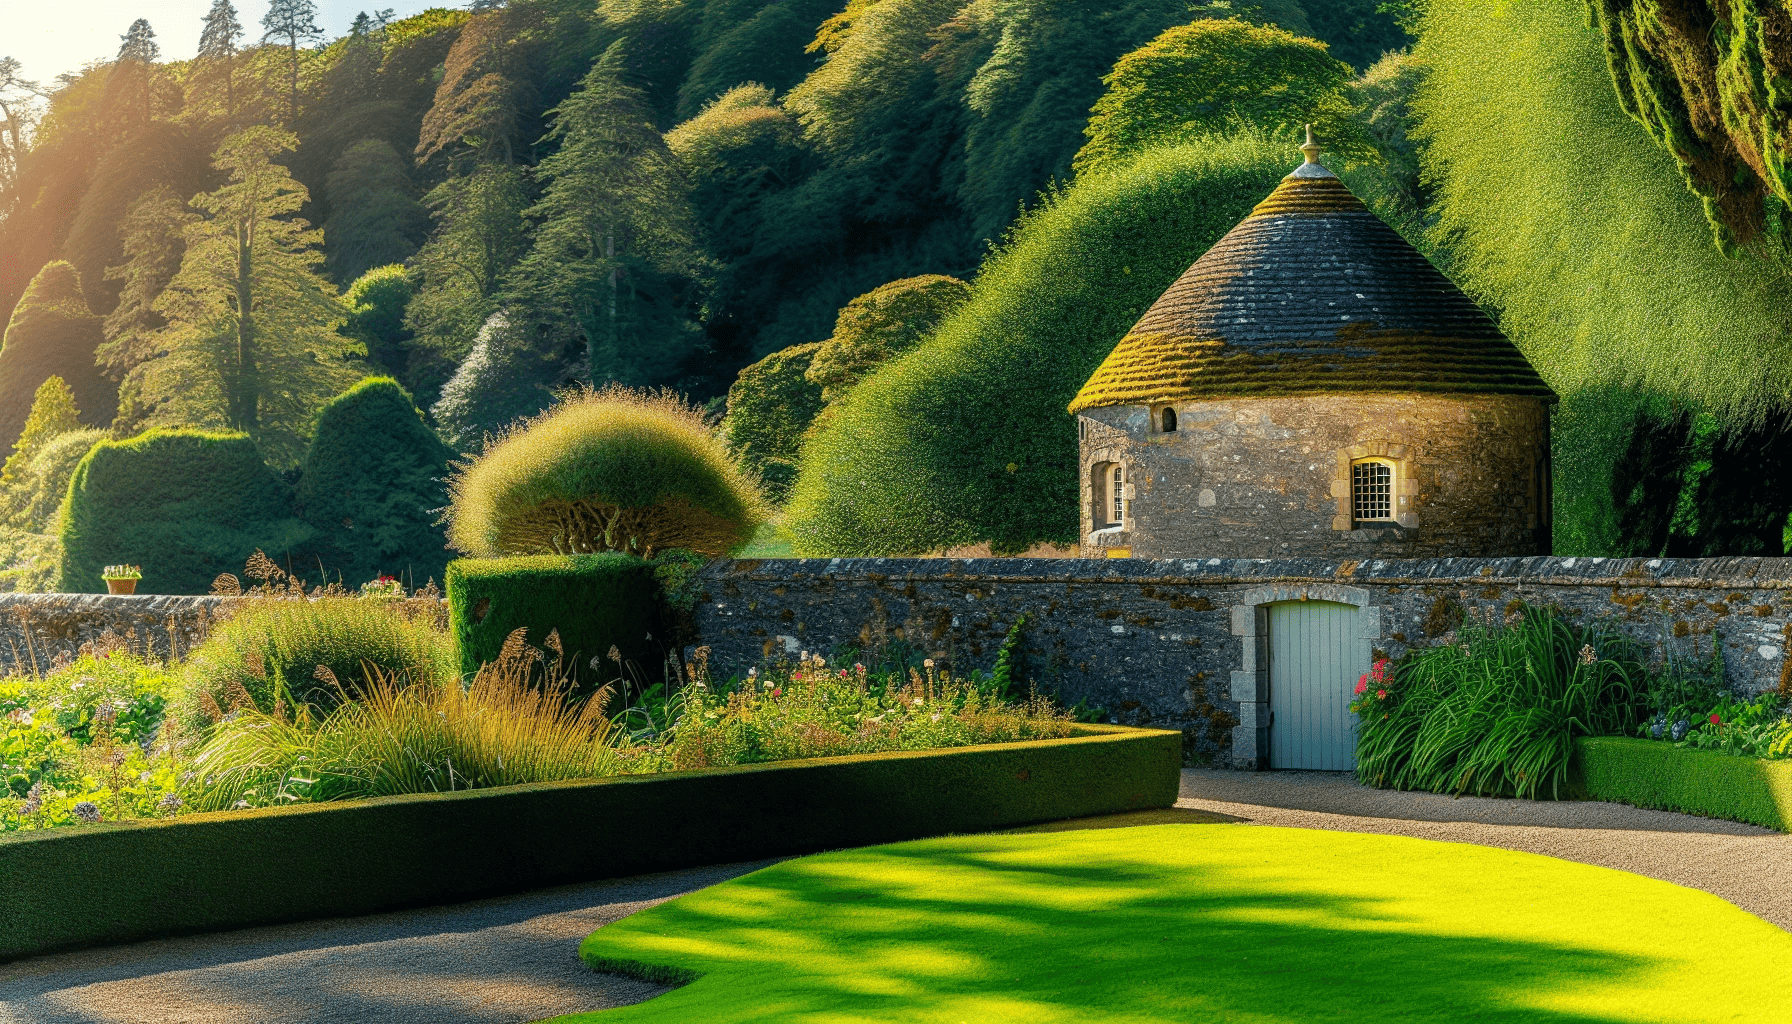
[1571,736,1792,831]
[0,725,1180,962]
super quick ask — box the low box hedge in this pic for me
[446,553,666,689]
[1571,736,1792,831]
[0,725,1181,963]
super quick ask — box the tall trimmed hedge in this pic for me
[784,134,1298,555]
[57,430,314,595]
[0,262,116,455]
[299,377,453,590]
[446,554,668,691]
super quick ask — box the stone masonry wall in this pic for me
[0,594,237,675]
[1077,394,1551,560]
[695,555,1792,768]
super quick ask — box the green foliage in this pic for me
[1574,735,1792,831]
[446,553,668,692]
[2,429,105,533]
[1354,606,1646,801]
[675,0,840,120]
[724,341,823,497]
[1,377,81,490]
[341,264,414,377]
[1301,0,1411,71]
[446,386,766,558]
[179,595,454,727]
[1413,0,1792,554]
[806,275,971,403]
[322,139,427,287]
[129,127,360,468]
[56,430,315,595]
[1586,0,1792,253]
[299,377,453,589]
[0,262,115,457]
[785,134,1293,555]
[429,311,564,453]
[1074,18,1367,173]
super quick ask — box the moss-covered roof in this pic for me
[1068,153,1556,413]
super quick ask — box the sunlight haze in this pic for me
[2,1,450,85]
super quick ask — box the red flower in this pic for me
[1710,713,1722,726]
[1376,689,1387,700]
[771,688,783,698]
[1355,675,1368,695]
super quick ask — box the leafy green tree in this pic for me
[1074,18,1368,173]
[341,264,414,377]
[430,311,563,453]
[806,275,970,403]
[1,376,81,490]
[1411,0,1792,552]
[0,261,116,455]
[101,187,192,433]
[61,121,209,316]
[5,428,105,533]
[512,41,704,386]
[262,0,324,125]
[403,163,532,398]
[724,340,822,499]
[299,376,453,588]
[675,0,840,121]
[323,138,427,286]
[129,126,359,466]
[1302,0,1411,71]
[196,1,246,119]
[0,57,41,204]
[414,5,536,168]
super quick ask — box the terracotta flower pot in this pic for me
[105,578,138,595]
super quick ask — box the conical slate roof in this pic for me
[1067,137,1555,414]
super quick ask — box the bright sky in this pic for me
[2,1,457,86]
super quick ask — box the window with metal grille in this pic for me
[1352,461,1393,523]
[1112,465,1126,525]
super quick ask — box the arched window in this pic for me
[1092,461,1126,529]
[1160,406,1177,432]
[1351,459,1394,524]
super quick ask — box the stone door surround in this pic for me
[1229,583,1383,769]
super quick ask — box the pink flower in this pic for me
[1376,689,1387,700]
[1355,675,1368,695]
[1710,713,1722,726]
[771,688,783,698]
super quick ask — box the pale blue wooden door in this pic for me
[1268,601,1362,770]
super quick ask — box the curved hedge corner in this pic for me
[446,554,666,689]
[1572,737,1792,831]
[0,726,1181,963]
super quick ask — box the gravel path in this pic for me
[4,773,1786,1024]
[0,861,774,1024]
[1177,768,1792,931]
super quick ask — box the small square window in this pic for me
[1352,461,1393,523]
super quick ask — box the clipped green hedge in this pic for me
[1572,737,1792,832]
[56,430,314,595]
[446,554,667,689]
[0,726,1182,962]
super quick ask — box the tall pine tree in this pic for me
[109,19,160,127]
[197,1,244,120]
[262,0,323,125]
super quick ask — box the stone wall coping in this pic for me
[0,594,242,611]
[707,555,1792,590]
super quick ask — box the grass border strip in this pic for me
[1571,736,1792,832]
[0,725,1180,963]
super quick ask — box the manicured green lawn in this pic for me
[551,823,1792,1023]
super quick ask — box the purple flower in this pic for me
[72,802,101,823]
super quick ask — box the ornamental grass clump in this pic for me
[1355,605,1646,800]
[186,629,629,810]
[446,384,767,558]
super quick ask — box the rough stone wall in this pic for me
[695,556,1792,768]
[0,594,238,674]
[1077,394,1551,559]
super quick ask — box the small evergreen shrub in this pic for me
[447,385,766,558]
[724,341,822,499]
[0,262,116,455]
[56,430,315,595]
[341,265,415,377]
[179,594,456,727]
[446,554,667,692]
[299,377,453,589]
[1,377,81,490]
[805,275,971,403]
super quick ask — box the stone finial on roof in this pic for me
[1289,123,1335,180]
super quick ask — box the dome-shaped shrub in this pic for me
[447,385,766,558]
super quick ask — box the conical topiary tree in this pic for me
[299,376,453,589]
[0,262,118,454]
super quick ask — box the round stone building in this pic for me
[1070,134,1557,560]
